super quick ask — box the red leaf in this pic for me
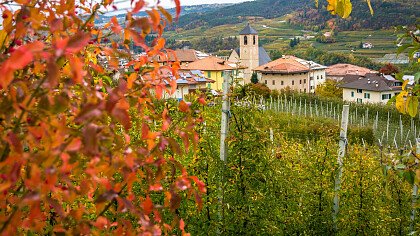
[7,46,33,70]
[179,218,185,231]
[142,123,150,140]
[67,138,82,152]
[132,0,145,14]
[142,196,153,215]
[66,32,91,53]
[179,100,190,112]
[6,131,22,154]
[174,0,181,20]
[198,97,206,105]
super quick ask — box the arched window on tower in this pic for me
[244,36,248,45]
[253,35,256,45]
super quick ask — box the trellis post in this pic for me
[333,104,349,232]
[410,138,420,233]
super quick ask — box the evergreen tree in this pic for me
[251,72,259,84]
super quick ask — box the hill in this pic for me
[173,0,418,31]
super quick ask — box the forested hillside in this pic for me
[291,0,419,31]
[173,0,418,31]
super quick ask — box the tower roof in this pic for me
[239,23,258,35]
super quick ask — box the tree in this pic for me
[314,79,343,99]
[0,0,205,234]
[379,63,400,75]
[251,72,259,84]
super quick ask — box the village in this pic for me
[110,24,416,105]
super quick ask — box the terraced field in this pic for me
[164,17,398,59]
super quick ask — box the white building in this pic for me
[338,73,402,104]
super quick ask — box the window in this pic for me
[357,98,363,103]
[317,76,319,80]
[272,80,275,85]
[253,35,256,45]
[244,36,248,45]
[304,88,306,93]
[364,93,370,99]
[292,80,294,85]
[264,80,267,84]
[321,75,323,80]
[357,89,363,93]
[382,94,392,100]
[351,91,354,97]
[281,81,284,85]
[207,71,211,78]
[299,80,302,84]
[304,79,306,84]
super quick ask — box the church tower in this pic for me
[239,23,259,83]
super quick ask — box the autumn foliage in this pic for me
[0,0,205,234]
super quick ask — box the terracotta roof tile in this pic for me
[181,56,234,71]
[326,63,377,77]
[254,57,309,74]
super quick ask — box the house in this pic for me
[152,49,200,65]
[148,68,214,100]
[253,55,327,93]
[362,42,373,49]
[253,56,310,92]
[228,23,272,82]
[286,56,327,93]
[326,64,378,81]
[181,56,235,90]
[338,73,402,104]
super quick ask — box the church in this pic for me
[228,24,272,84]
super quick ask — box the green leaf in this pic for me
[406,96,419,118]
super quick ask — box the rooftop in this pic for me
[181,56,235,71]
[326,63,377,77]
[239,23,258,35]
[338,73,402,92]
[254,57,309,74]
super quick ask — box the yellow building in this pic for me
[181,56,234,90]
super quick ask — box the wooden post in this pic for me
[270,128,274,157]
[387,112,390,144]
[218,71,230,232]
[400,115,404,144]
[410,138,420,233]
[333,105,350,231]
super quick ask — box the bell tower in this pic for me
[239,23,259,83]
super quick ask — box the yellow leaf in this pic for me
[366,0,374,15]
[402,79,409,90]
[395,91,407,114]
[327,0,352,18]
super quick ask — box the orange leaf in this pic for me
[179,100,190,112]
[142,196,153,215]
[68,56,85,83]
[179,218,185,231]
[127,73,137,89]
